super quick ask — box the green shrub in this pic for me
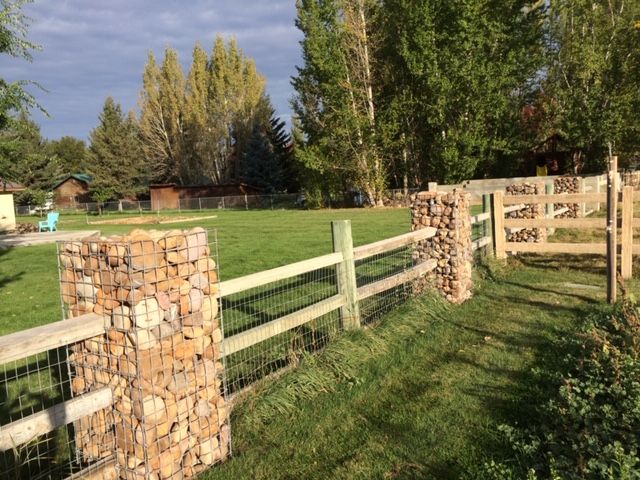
[476,300,640,480]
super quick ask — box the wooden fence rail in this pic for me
[0,221,439,457]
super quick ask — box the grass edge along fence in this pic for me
[0,190,486,480]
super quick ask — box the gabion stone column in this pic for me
[410,190,473,303]
[505,182,547,243]
[554,176,581,218]
[58,227,229,480]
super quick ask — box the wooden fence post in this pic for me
[607,156,618,303]
[545,183,555,236]
[482,193,493,254]
[621,185,634,280]
[491,191,506,259]
[332,220,361,330]
[595,175,602,212]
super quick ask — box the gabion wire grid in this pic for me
[0,347,75,479]
[0,228,228,480]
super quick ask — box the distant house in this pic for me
[0,179,26,193]
[150,183,263,210]
[53,174,93,208]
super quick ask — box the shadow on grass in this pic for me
[0,247,23,291]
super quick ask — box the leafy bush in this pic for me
[477,300,640,479]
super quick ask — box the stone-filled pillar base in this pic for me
[410,190,473,303]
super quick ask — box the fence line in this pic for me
[0,220,444,479]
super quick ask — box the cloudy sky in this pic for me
[0,0,302,140]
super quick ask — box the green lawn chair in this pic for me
[39,212,60,232]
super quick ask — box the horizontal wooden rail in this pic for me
[218,252,344,297]
[470,212,490,224]
[0,313,106,365]
[221,294,346,356]
[505,242,607,254]
[472,236,492,252]
[353,227,436,261]
[0,387,112,451]
[504,218,606,229]
[502,193,607,205]
[357,259,437,300]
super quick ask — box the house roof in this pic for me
[52,173,93,190]
[0,179,26,192]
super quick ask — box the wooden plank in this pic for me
[580,178,587,217]
[503,203,525,214]
[632,244,640,255]
[218,251,344,297]
[621,186,633,279]
[505,242,607,254]
[607,156,618,304]
[503,218,606,229]
[492,191,506,259]
[0,313,106,365]
[332,220,360,330]
[353,227,436,261]
[502,193,607,205]
[546,183,555,236]
[552,207,569,217]
[470,212,491,224]
[0,387,112,451]
[472,236,492,252]
[357,259,437,300]
[482,193,493,250]
[221,294,346,356]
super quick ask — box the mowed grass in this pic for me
[203,253,633,480]
[1,208,410,335]
[5,205,632,478]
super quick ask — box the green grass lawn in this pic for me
[4,206,632,479]
[2,208,410,336]
[204,254,633,480]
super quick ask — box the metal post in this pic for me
[482,193,493,255]
[607,155,618,304]
[545,183,555,236]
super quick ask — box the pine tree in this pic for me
[242,124,284,193]
[88,97,144,201]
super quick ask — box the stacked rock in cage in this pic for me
[410,190,473,304]
[505,182,546,243]
[553,176,581,218]
[59,227,229,480]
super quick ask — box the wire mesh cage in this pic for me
[53,228,228,479]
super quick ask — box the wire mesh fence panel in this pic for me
[0,349,77,479]
[355,244,416,325]
[221,266,341,396]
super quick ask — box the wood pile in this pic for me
[554,176,580,218]
[410,190,473,303]
[15,222,38,234]
[59,227,229,479]
[505,183,546,243]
